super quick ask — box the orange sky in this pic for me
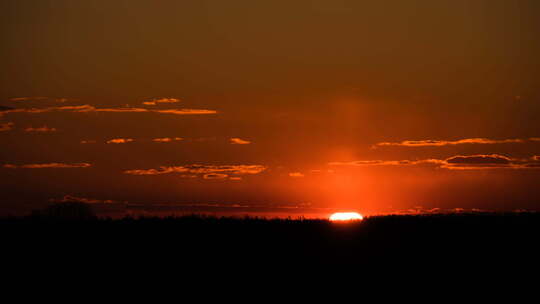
[1,0,540,217]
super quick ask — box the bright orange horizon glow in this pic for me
[329,212,364,222]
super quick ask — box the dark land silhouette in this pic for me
[2,202,540,268]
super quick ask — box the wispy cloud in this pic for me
[0,104,94,116]
[390,206,489,215]
[329,154,540,170]
[372,138,528,148]
[152,137,183,143]
[0,122,14,131]
[289,172,305,178]
[124,164,267,179]
[0,104,217,116]
[230,137,251,145]
[440,154,540,170]
[106,138,134,144]
[82,137,183,144]
[203,173,229,180]
[445,154,511,165]
[24,126,57,132]
[329,159,444,167]
[153,109,217,115]
[50,194,117,204]
[142,98,180,106]
[95,107,149,113]
[4,162,91,169]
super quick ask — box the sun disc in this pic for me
[329,212,363,222]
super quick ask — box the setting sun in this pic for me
[329,212,364,222]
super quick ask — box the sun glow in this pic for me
[329,212,364,222]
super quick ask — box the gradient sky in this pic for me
[1,0,539,217]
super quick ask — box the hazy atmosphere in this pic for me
[1,0,540,217]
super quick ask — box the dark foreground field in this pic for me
[3,206,540,269]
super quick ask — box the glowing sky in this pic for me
[1,0,539,216]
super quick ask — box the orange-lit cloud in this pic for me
[441,154,516,170]
[329,159,444,167]
[230,137,251,145]
[330,154,540,170]
[50,194,117,204]
[0,104,95,115]
[80,140,97,144]
[185,165,267,175]
[391,206,489,215]
[289,172,305,178]
[0,104,217,116]
[24,126,57,132]
[446,154,511,164]
[0,122,14,131]
[142,98,180,106]
[95,107,149,113]
[4,163,91,169]
[153,109,217,115]
[203,173,229,180]
[124,164,267,179]
[373,138,526,148]
[106,138,134,144]
[152,137,183,143]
